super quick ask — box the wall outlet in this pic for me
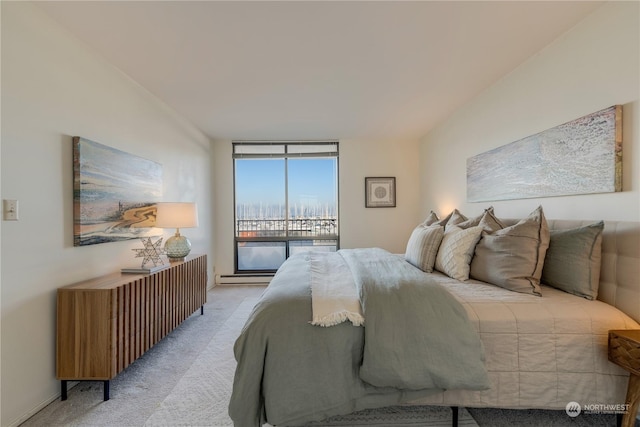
[3,199,18,221]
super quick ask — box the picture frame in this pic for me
[365,177,396,208]
[73,136,163,246]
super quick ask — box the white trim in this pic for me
[216,274,272,285]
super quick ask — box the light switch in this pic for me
[3,199,18,221]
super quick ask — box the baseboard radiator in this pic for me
[216,274,273,285]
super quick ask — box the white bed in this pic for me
[230,217,640,426]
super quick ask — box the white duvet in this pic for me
[406,271,640,410]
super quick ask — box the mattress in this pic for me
[406,271,640,410]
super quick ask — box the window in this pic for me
[233,142,339,273]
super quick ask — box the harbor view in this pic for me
[235,202,338,271]
[236,202,337,237]
[234,153,339,271]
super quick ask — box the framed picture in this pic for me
[73,137,163,246]
[365,177,396,208]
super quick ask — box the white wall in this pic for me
[339,138,421,252]
[212,137,421,277]
[420,1,640,222]
[212,140,234,278]
[0,3,213,426]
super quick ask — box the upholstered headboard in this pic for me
[540,220,640,324]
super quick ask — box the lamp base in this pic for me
[164,234,192,261]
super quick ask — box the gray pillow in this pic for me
[434,210,454,227]
[457,207,498,231]
[476,208,504,233]
[405,225,445,273]
[420,210,440,226]
[470,206,550,296]
[541,221,604,300]
[445,209,468,229]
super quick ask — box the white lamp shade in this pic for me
[155,202,199,229]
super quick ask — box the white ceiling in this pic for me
[35,1,603,141]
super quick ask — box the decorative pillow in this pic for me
[476,208,504,233]
[470,206,550,296]
[435,225,483,281]
[434,210,454,227]
[420,210,440,226]
[445,209,468,229]
[456,207,496,230]
[405,225,445,273]
[541,221,604,300]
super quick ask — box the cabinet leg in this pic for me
[451,406,458,427]
[60,380,67,401]
[201,305,204,315]
[103,380,110,401]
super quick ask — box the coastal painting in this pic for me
[73,137,162,246]
[467,105,622,202]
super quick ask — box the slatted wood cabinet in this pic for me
[56,254,207,400]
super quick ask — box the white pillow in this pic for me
[435,225,483,281]
[405,225,444,273]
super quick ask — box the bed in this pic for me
[229,210,640,427]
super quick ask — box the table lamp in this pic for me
[155,202,199,261]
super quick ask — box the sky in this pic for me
[235,158,337,206]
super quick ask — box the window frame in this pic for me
[232,141,339,274]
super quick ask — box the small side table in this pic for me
[608,330,640,427]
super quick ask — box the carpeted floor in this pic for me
[21,285,634,427]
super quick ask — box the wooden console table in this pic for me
[56,254,207,401]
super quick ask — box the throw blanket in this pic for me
[230,249,489,427]
[310,252,364,327]
[341,248,489,390]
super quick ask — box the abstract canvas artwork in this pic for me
[73,137,163,246]
[467,105,622,202]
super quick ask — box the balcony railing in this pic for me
[236,218,337,238]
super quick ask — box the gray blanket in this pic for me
[229,248,488,427]
[342,248,489,390]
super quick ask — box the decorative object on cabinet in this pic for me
[365,177,396,208]
[56,254,207,401]
[132,236,165,268]
[467,105,622,202]
[73,136,162,246]
[155,202,199,261]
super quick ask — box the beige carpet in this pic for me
[143,297,257,426]
[21,285,629,427]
